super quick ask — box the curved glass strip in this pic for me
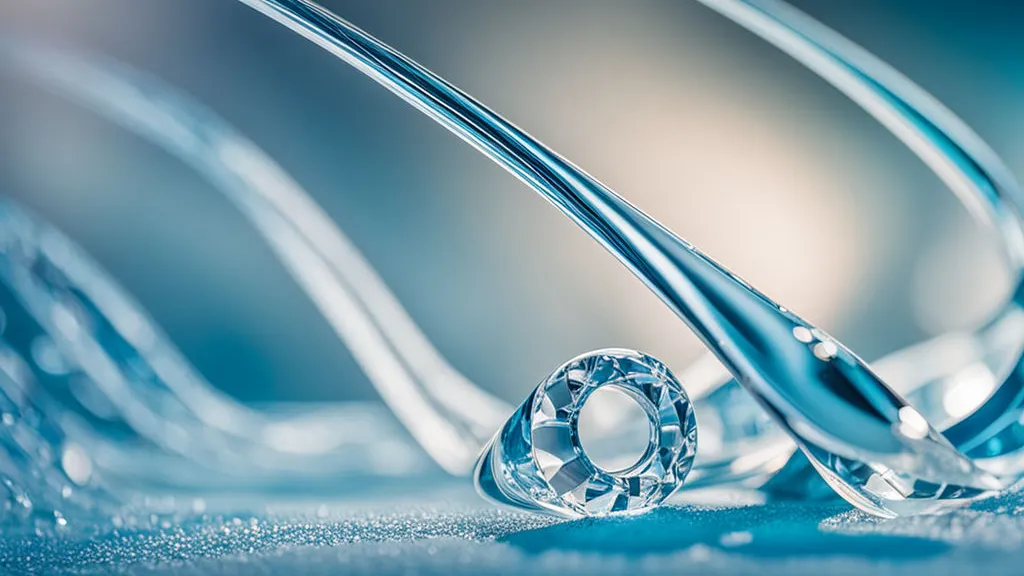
[0,42,505,476]
[0,42,757,483]
[699,0,1024,489]
[236,0,1022,516]
[0,39,794,499]
[0,36,782,529]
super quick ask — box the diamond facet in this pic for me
[474,349,697,517]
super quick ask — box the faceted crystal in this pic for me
[474,349,697,517]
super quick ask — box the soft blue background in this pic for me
[0,2,1023,574]
[0,0,1021,409]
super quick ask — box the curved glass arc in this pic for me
[0,40,794,493]
[0,43,450,524]
[699,0,1024,482]
[0,42,763,481]
[236,0,1024,515]
[0,40,488,481]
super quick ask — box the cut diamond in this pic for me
[474,349,697,517]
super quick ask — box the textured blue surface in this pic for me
[4,485,1024,575]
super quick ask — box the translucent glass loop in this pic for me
[0,36,810,524]
[237,0,1024,518]
[0,42,751,499]
[0,40,760,527]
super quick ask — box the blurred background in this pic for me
[0,0,1020,409]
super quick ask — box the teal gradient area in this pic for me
[502,504,949,558]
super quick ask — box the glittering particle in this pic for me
[60,444,93,486]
